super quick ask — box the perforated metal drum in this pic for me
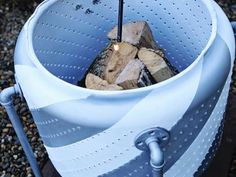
[13,0,235,176]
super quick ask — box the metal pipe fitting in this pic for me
[146,138,164,177]
[0,84,42,177]
[134,127,170,177]
[0,86,16,106]
[146,137,164,167]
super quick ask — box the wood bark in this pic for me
[88,43,114,79]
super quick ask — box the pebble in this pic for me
[19,107,27,115]
[2,128,9,133]
[21,117,27,122]
[7,136,13,142]
[6,123,12,128]
[31,137,36,142]
[2,163,10,170]
[3,174,11,177]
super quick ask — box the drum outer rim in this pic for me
[22,0,218,96]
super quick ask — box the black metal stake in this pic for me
[117,0,124,42]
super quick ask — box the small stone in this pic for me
[2,128,9,133]
[2,162,10,169]
[29,124,35,129]
[1,144,6,150]
[31,137,36,142]
[26,167,32,173]
[5,70,14,76]
[6,123,12,128]
[19,107,27,114]
[13,155,18,159]
[22,116,27,121]
[7,136,12,142]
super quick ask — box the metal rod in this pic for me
[0,85,42,177]
[135,128,169,177]
[145,138,164,177]
[148,141,164,177]
[117,0,124,42]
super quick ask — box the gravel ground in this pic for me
[0,1,47,177]
[0,1,235,177]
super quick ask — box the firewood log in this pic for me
[88,43,114,79]
[138,47,174,82]
[115,59,156,89]
[85,73,123,90]
[104,42,138,84]
[107,21,158,50]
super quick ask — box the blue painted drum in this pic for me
[13,0,235,177]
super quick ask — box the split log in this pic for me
[107,21,158,50]
[85,73,123,90]
[115,59,156,89]
[104,42,138,84]
[88,43,114,78]
[78,44,114,87]
[138,48,174,82]
[79,21,176,90]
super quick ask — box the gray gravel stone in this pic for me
[0,1,47,177]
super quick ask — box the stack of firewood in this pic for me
[80,21,177,90]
